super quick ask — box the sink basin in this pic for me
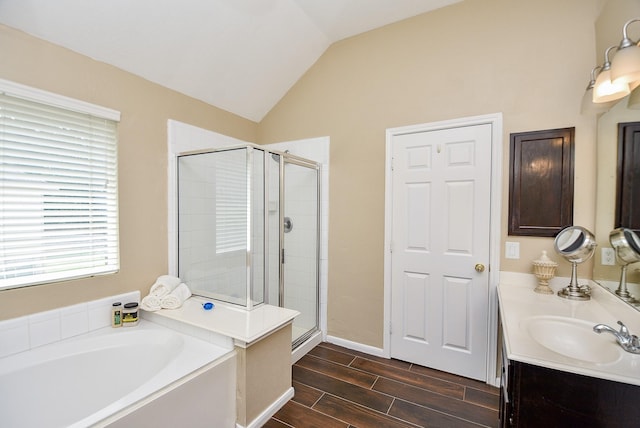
[523,316,622,364]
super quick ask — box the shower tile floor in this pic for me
[265,342,499,428]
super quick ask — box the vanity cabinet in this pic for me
[500,357,640,427]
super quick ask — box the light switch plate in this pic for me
[601,247,616,265]
[505,241,520,259]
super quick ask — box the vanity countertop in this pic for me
[498,272,640,386]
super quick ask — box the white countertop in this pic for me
[498,272,640,386]
[143,296,299,348]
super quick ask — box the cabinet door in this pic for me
[510,361,640,427]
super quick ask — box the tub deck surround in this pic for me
[142,295,300,347]
[498,272,640,387]
[0,291,141,359]
[143,296,299,428]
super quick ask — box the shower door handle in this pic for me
[284,216,293,233]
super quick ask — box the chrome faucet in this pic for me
[593,321,640,354]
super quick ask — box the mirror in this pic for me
[592,0,640,311]
[555,226,597,300]
[593,99,640,310]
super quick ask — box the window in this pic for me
[0,80,120,290]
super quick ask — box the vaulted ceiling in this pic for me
[0,0,461,121]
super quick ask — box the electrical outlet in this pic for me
[601,247,616,265]
[505,241,520,259]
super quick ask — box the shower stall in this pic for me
[176,144,320,348]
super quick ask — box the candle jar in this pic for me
[532,251,558,294]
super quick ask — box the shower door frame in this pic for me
[278,154,321,349]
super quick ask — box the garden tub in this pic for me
[0,320,236,427]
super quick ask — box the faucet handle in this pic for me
[631,335,640,349]
[617,321,630,338]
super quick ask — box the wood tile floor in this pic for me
[265,342,499,428]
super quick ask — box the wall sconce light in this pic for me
[593,46,630,103]
[610,18,640,87]
[582,17,640,113]
[580,66,616,114]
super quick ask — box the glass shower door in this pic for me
[283,159,319,347]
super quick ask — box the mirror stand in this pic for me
[558,262,591,300]
[554,226,597,301]
[610,227,640,304]
[615,264,637,303]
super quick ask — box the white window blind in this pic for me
[0,86,120,289]
[215,149,247,253]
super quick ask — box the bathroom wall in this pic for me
[257,0,600,347]
[0,24,258,320]
[0,1,601,352]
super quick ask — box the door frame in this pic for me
[383,113,503,386]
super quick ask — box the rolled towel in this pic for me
[141,294,161,312]
[161,283,192,310]
[149,275,181,298]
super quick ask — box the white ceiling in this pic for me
[0,0,461,122]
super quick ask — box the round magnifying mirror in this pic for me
[609,227,640,302]
[554,226,597,300]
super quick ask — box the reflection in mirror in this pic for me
[554,226,597,301]
[609,227,640,303]
[593,99,640,310]
[592,0,640,311]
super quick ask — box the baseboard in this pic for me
[237,387,294,428]
[325,335,386,358]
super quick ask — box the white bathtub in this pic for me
[0,320,236,428]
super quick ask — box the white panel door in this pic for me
[390,124,492,381]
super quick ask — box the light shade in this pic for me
[611,43,640,85]
[593,67,630,103]
[581,87,614,114]
[610,18,640,86]
[581,66,615,114]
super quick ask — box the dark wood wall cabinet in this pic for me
[508,128,574,237]
[500,357,640,427]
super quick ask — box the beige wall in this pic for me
[258,0,600,347]
[0,24,257,320]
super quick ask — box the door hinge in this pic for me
[281,248,285,264]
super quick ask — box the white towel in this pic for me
[141,294,162,312]
[161,283,192,310]
[149,275,181,298]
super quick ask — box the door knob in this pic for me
[475,263,485,273]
